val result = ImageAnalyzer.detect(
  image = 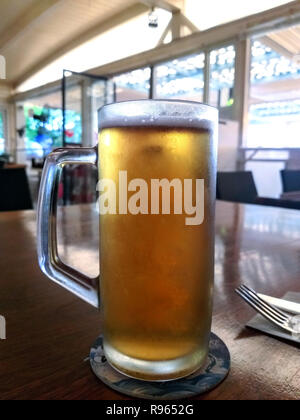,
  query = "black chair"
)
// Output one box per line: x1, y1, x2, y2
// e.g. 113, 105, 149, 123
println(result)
0, 168, 33, 211
217, 170, 300, 210
280, 170, 300, 193
0, 160, 5, 170
217, 171, 258, 204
